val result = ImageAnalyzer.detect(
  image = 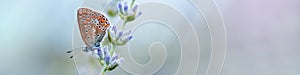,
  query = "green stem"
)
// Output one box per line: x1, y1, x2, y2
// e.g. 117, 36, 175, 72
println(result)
130, 0, 135, 7
101, 67, 107, 75
110, 44, 117, 56
98, 59, 104, 66
121, 21, 127, 30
